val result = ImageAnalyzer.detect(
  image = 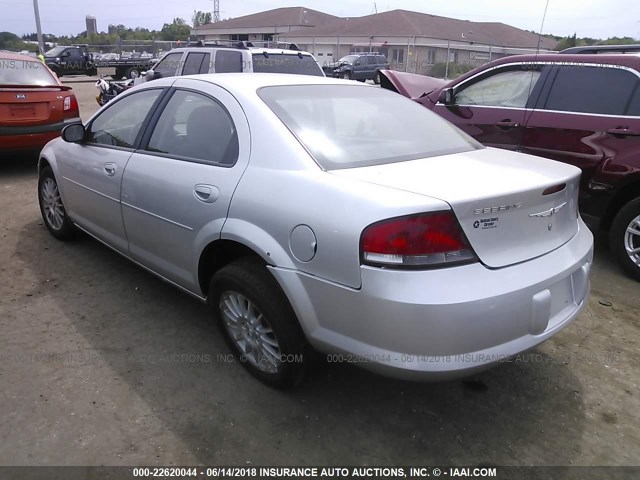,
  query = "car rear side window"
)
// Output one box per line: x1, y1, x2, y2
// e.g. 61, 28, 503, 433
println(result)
146, 90, 238, 166
154, 52, 183, 78
215, 51, 243, 73
0, 59, 56, 85
182, 53, 207, 75
543, 65, 639, 115
87, 89, 162, 148
456, 68, 542, 108
252, 54, 323, 76
259, 85, 482, 170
